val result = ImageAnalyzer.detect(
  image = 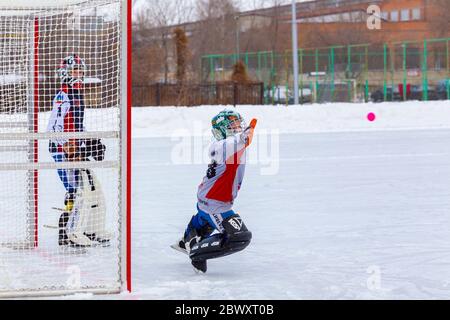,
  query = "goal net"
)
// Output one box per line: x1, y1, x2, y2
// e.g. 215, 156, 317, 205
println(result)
0, 0, 130, 297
